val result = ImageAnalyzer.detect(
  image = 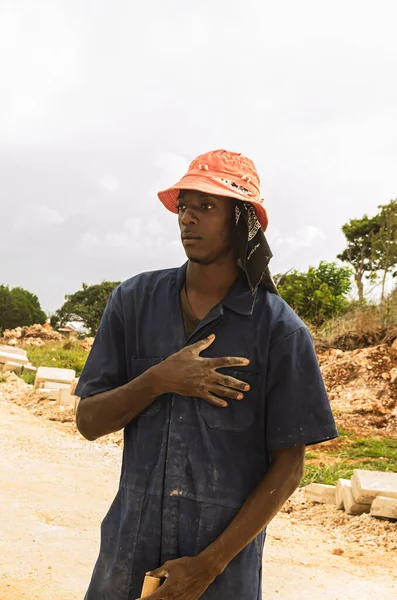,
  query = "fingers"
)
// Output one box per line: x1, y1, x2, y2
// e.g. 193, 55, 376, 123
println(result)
203, 393, 228, 408
211, 356, 250, 369
209, 384, 245, 401
214, 374, 250, 392
147, 566, 168, 578
191, 334, 216, 355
